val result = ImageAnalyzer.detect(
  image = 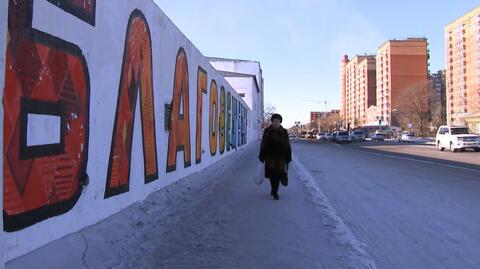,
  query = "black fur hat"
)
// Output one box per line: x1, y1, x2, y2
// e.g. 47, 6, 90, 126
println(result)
271, 113, 283, 123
